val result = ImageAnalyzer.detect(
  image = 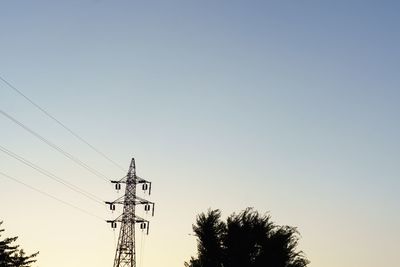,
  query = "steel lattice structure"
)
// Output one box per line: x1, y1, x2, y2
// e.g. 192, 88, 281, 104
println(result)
106, 158, 154, 267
